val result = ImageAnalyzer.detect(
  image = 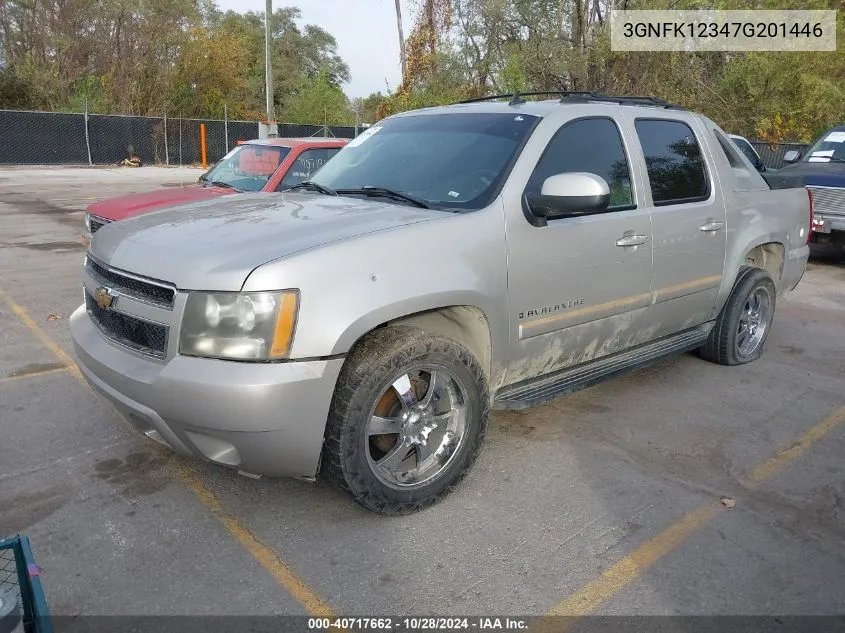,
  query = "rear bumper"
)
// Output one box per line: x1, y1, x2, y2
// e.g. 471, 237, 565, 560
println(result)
70, 304, 344, 479
812, 214, 845, 235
